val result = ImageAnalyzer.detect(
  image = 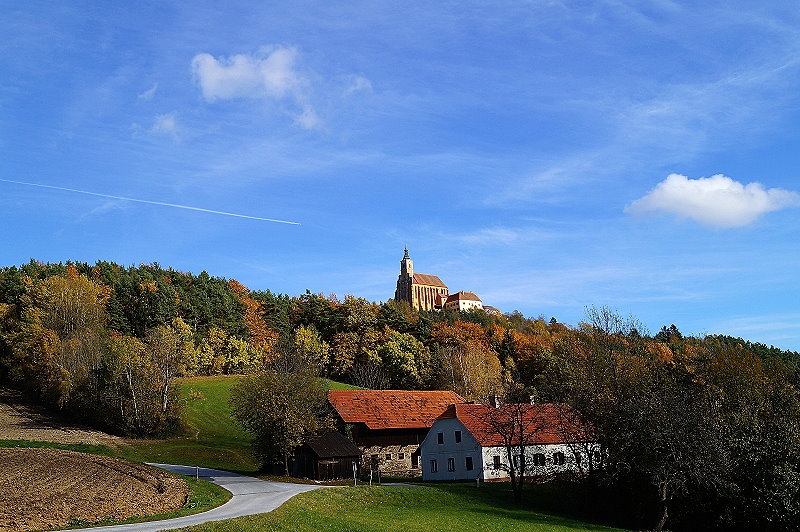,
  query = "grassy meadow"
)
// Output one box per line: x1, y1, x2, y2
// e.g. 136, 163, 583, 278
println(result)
176, 483, 627, 532
119, 375, 360, 473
